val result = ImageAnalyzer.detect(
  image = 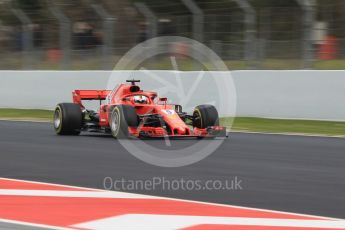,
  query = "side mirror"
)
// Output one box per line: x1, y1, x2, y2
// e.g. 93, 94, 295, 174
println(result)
159, 97, 167, 102
175, 105, 182, 113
